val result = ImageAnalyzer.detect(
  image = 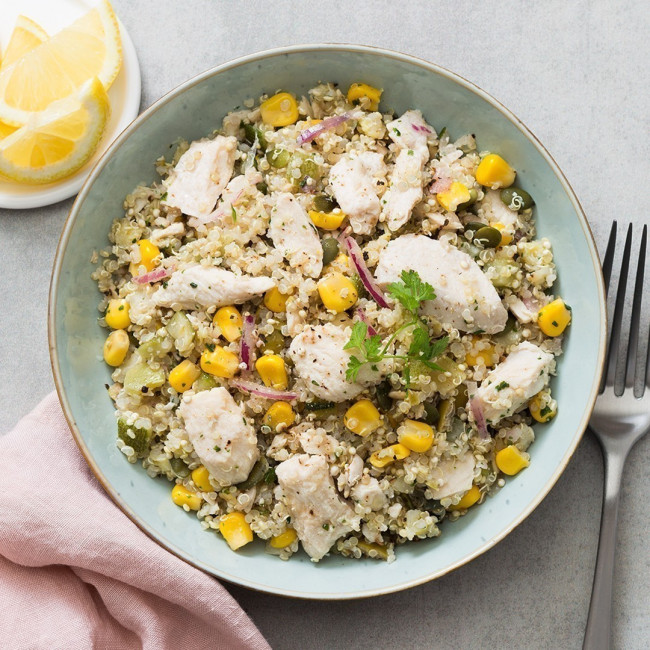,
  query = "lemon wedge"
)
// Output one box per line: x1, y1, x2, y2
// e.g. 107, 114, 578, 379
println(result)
1, 15, 49, 70
0, 0, 121, 126
0, 120, 16, 140
0, 77, 110, 184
